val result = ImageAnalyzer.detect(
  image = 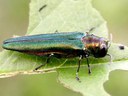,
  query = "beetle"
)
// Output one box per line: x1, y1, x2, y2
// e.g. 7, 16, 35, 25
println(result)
2, 31, 111, 81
